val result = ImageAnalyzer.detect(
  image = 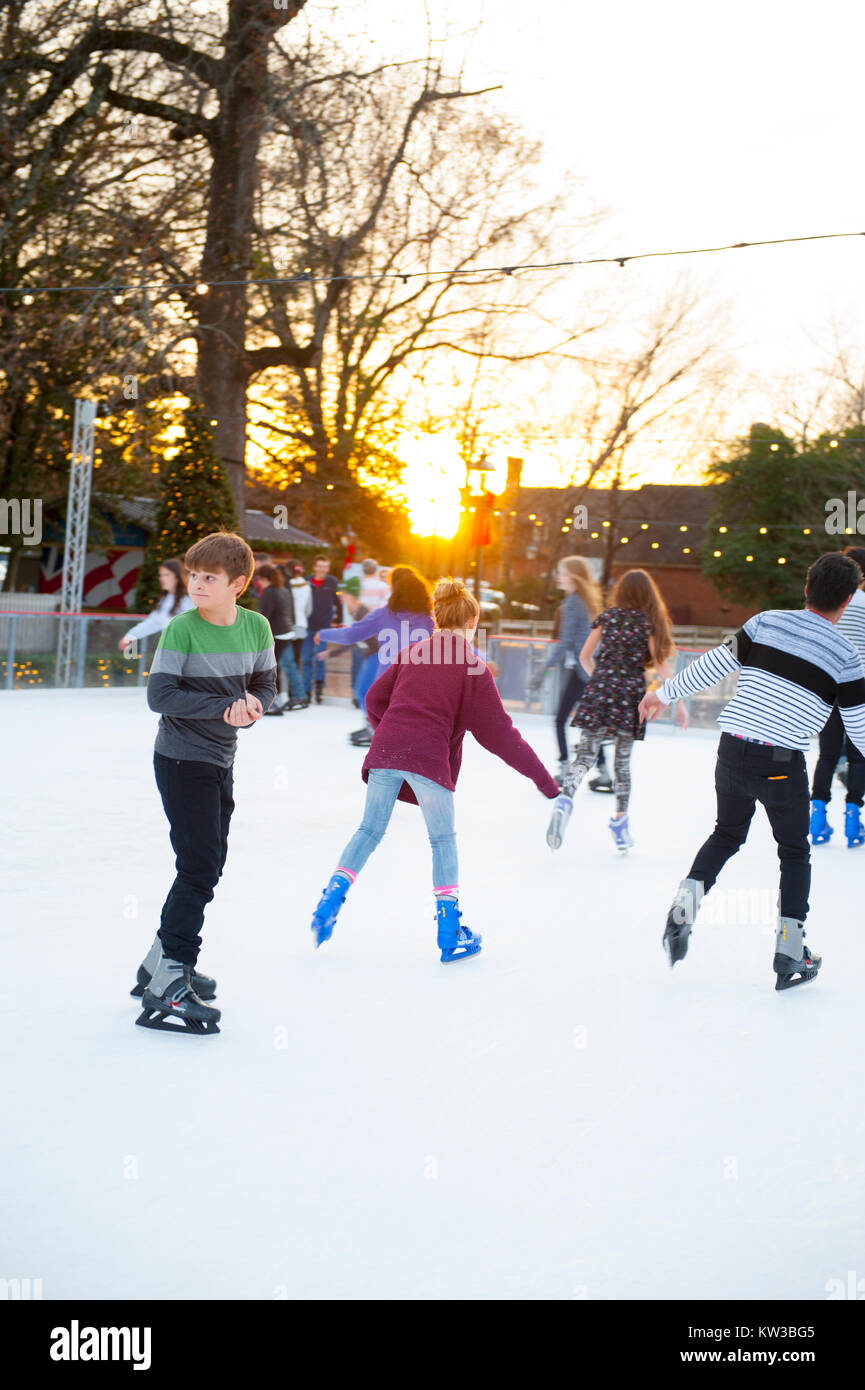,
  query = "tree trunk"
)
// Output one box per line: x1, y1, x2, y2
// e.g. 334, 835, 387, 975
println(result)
196, 0, 307, 528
